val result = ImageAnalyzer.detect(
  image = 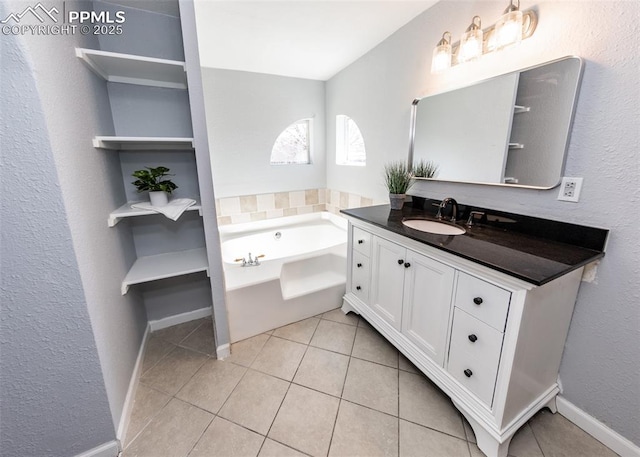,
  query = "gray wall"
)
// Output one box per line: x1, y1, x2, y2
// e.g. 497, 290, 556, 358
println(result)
0, 3, 129, 454
326, 1, 639, 444
202, 68, 326, 199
